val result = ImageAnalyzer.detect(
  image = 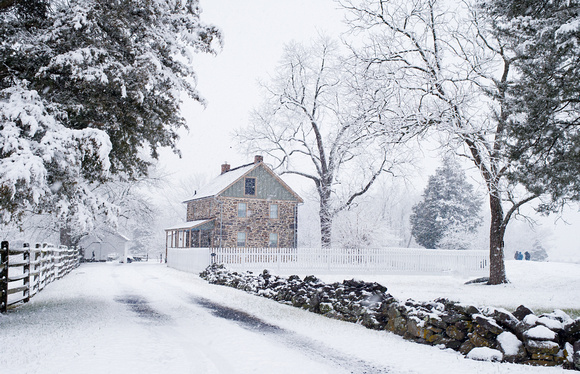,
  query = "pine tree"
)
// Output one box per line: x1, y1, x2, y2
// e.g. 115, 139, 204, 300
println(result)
481, 0, 580, 211
410, 158, 482, 249
0, 0, 221, 227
